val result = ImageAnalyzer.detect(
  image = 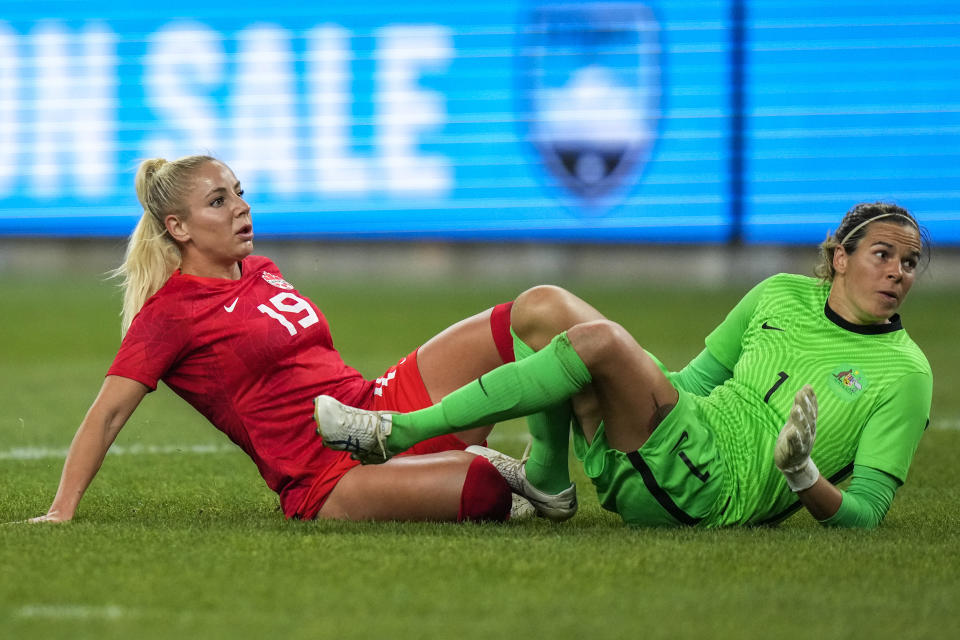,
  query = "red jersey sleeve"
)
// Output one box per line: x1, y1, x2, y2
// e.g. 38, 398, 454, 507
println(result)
106, 288, 191, 391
